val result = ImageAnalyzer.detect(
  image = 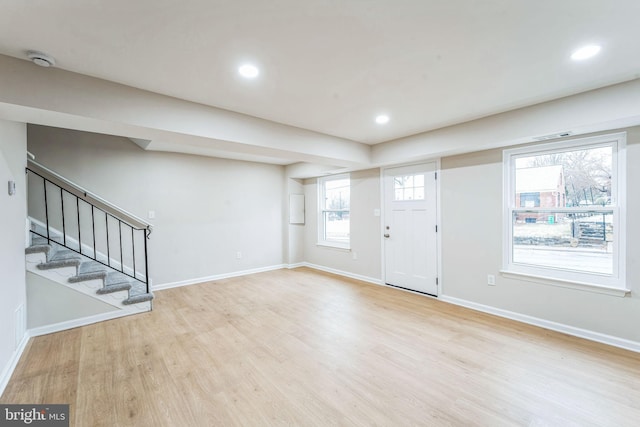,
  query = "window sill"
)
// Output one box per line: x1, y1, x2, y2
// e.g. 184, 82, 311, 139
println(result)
316, 242, 351, 252
499, 270, 630, 297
